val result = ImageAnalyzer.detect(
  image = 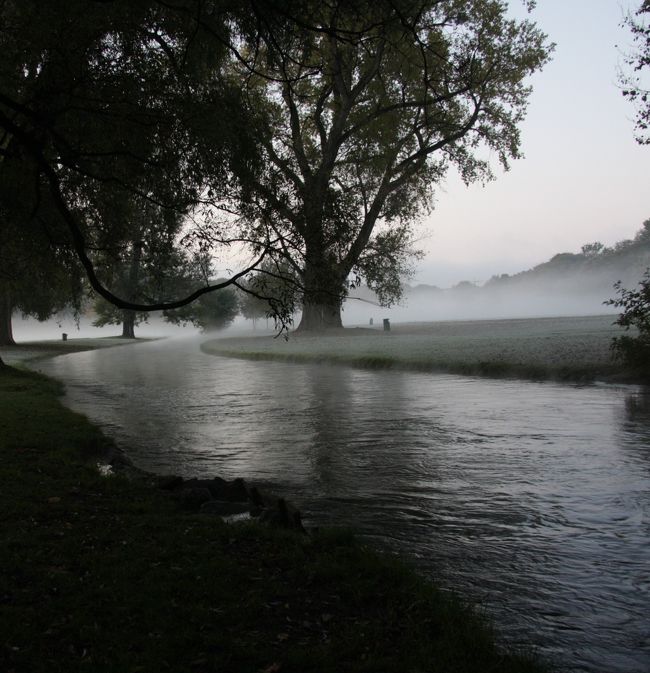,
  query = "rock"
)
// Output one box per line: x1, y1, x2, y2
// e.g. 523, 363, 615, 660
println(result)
226, 477, 249, 502
155, 475, 184, 491
260, 497, 306, 533
172, 487, 213, 510
199, 500, 251, 516
151, 471, 306, 531
248, 486, 266, 516
180, 477, 213, 492
180, 477, 248, 502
